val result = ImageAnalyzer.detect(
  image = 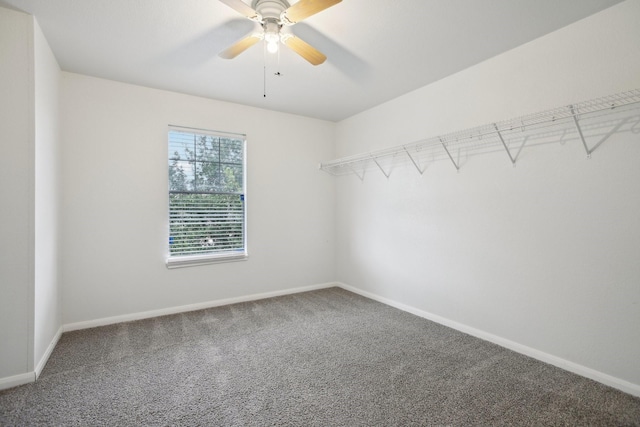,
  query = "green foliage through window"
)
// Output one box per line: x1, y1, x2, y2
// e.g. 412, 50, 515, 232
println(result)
168, 129, 245, 257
